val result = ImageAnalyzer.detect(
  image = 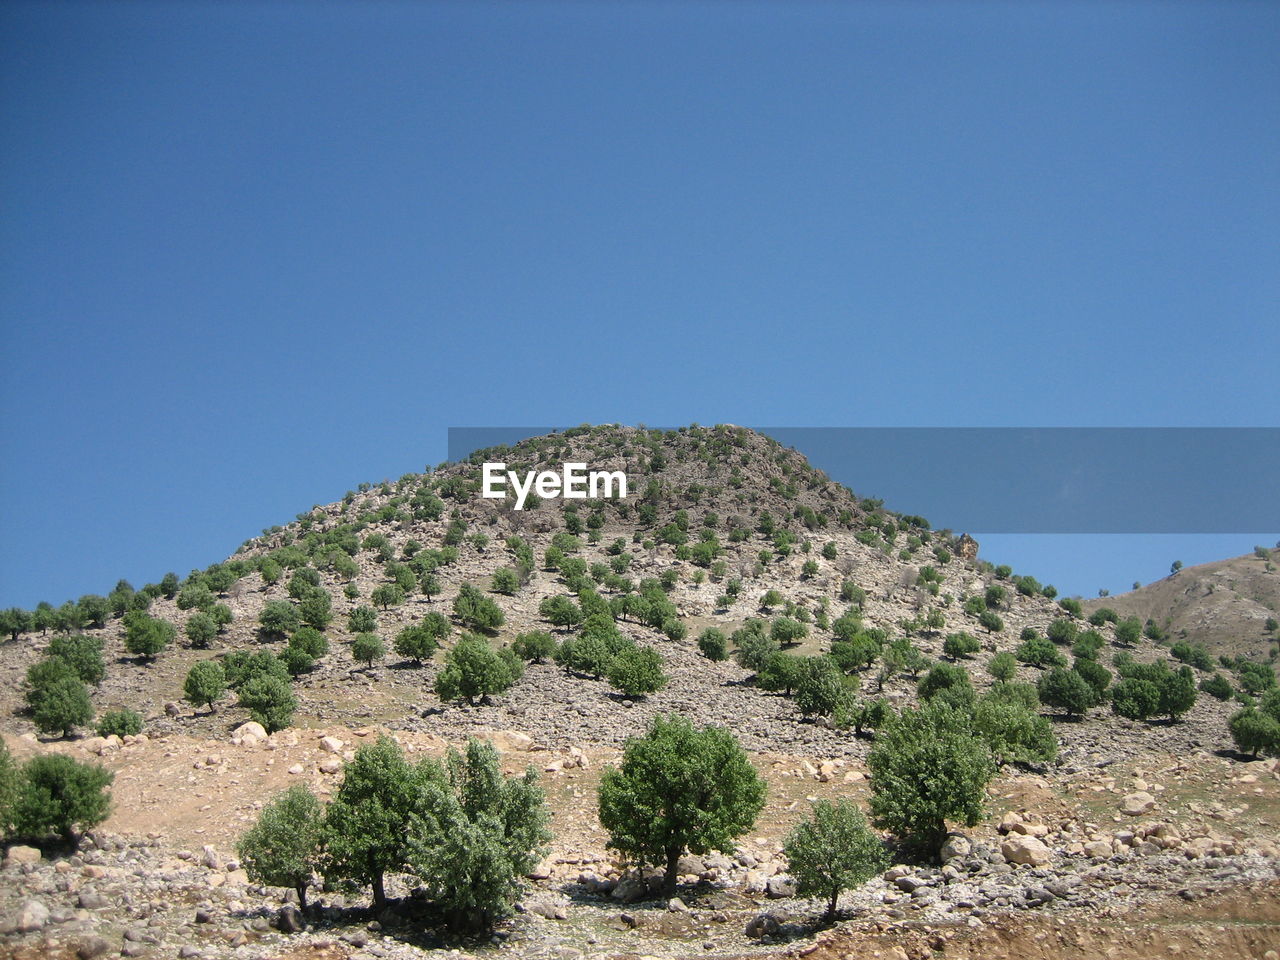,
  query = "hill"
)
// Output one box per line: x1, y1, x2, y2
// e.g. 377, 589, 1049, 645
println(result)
1085, 549, 1280, 668
1, 423, 1278, 959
